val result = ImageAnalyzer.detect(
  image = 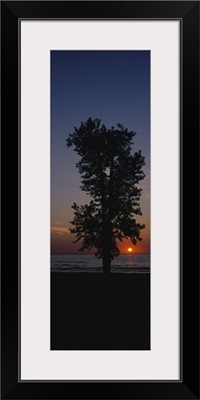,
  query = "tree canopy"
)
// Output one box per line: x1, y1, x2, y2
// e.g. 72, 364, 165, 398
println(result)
66, 117, 145, 273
